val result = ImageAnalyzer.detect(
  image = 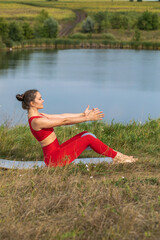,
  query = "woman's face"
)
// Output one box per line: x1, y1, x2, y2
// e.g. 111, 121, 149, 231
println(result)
31, 91, 44, 109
